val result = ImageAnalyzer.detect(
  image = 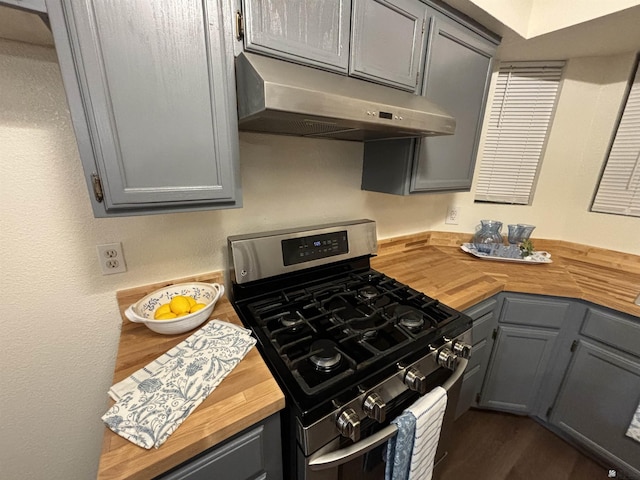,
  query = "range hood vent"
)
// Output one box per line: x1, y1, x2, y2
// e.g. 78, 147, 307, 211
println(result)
235, 53, 456, 142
